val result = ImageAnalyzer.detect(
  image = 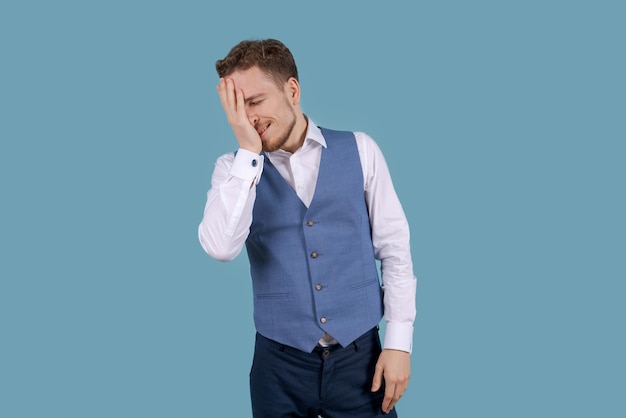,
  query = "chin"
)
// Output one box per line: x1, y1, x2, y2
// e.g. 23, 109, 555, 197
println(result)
261, 142, 278, 153
262, 137, 286, 153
